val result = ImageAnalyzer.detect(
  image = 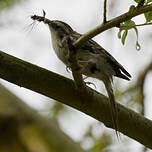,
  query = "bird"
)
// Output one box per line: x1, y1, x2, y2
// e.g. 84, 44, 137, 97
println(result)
31, 13, 131, 137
